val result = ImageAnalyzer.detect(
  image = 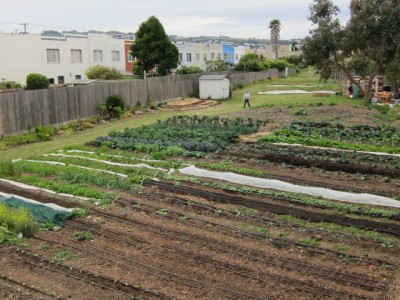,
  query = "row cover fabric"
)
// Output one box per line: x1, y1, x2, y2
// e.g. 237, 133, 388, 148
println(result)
179, 165, 400, 208
0, 192, 72, 227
